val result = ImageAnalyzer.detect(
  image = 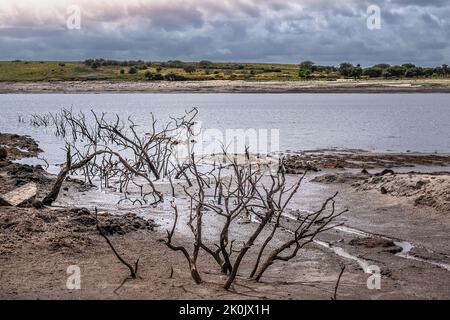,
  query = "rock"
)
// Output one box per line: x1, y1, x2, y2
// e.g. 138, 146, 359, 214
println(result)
31, 200, 44, 209
0, 182, 37, 207
361, 168, 370, 175
378, 169, 395, 176
383, 246, 402, 254
73, 215, 97, 227
0, 147, 7, 160
69, 207, 91, 216
99, 223, 124, 235
0, 197, 10, 206
415, 180, 427, 189
414, 195, 436, 207
349, 236, 396, 248
380, 186, 388, 194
